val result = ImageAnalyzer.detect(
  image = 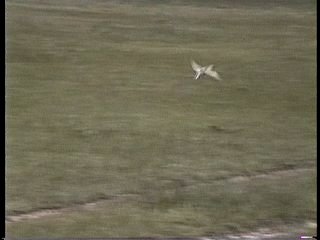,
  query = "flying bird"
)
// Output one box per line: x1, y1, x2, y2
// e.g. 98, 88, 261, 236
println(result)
191, 60, 222, 81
